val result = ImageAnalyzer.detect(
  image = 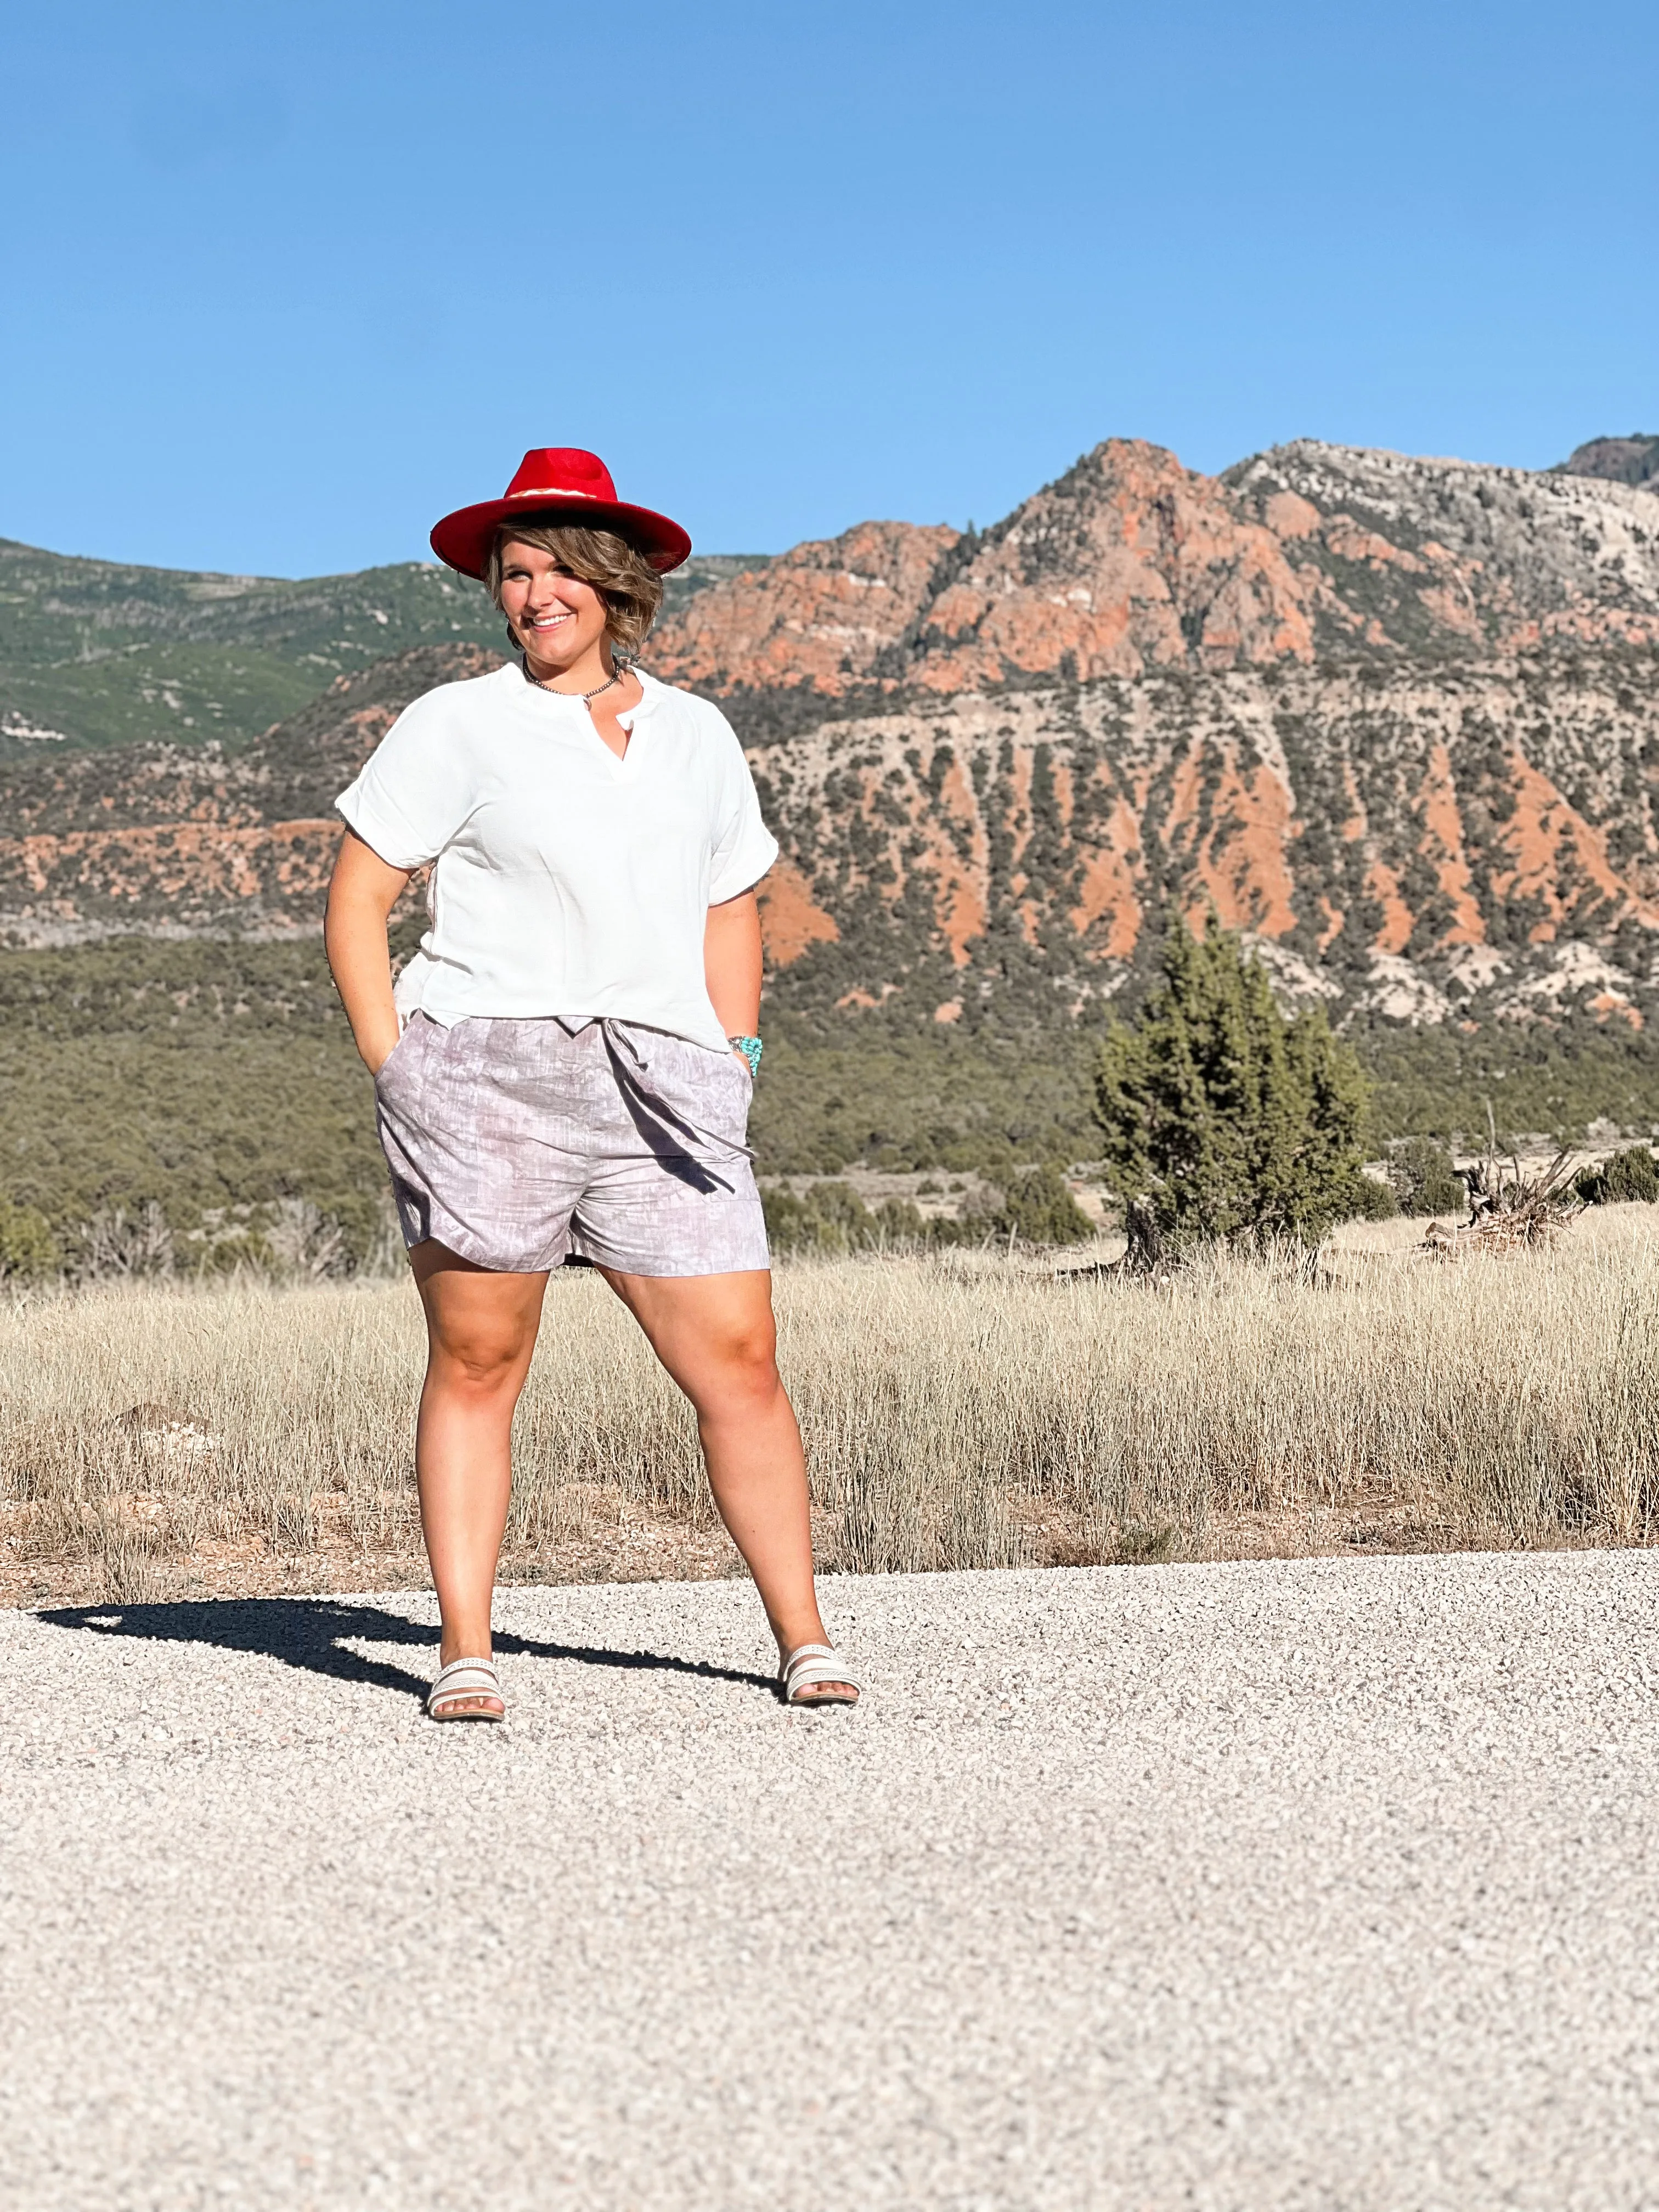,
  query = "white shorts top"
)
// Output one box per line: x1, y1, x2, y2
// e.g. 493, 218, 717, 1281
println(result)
335, 663, 778, 1054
